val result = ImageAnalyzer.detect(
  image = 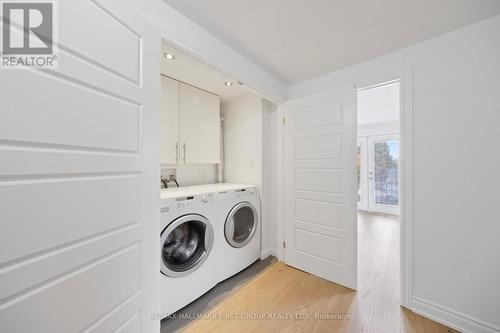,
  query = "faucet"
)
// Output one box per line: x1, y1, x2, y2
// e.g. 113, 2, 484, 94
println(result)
168, 175, 179, 188
160, 176, 168, 189
160, 175, 179, 188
